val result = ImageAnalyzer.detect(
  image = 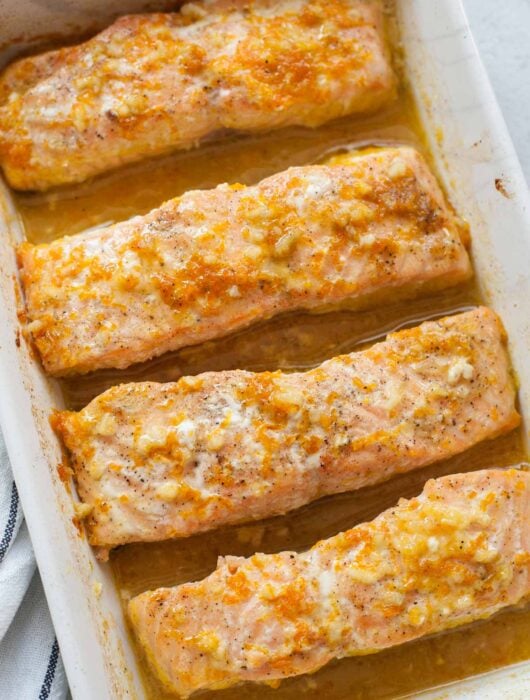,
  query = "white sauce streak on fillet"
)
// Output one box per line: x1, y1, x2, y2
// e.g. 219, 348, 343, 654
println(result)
53, 308, 519, 555
129, 468, 530, 696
